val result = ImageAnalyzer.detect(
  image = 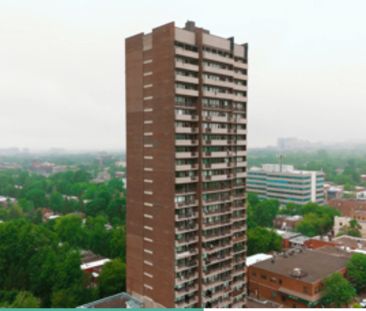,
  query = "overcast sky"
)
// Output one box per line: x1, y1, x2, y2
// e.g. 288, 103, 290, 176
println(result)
1, 0, 366, 151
